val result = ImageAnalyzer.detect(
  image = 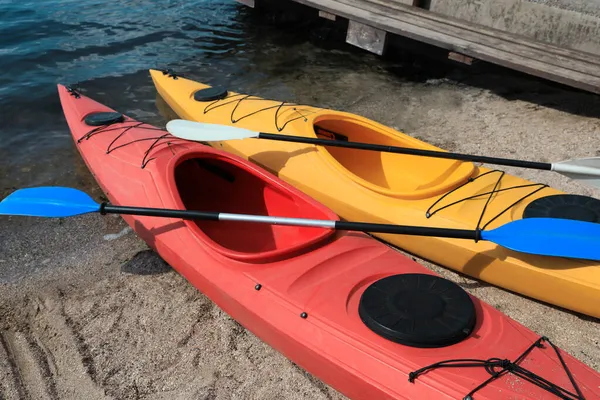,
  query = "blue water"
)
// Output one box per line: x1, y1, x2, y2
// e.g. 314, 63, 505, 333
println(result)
1, 1, 246, 124
0, 0, 377, 191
